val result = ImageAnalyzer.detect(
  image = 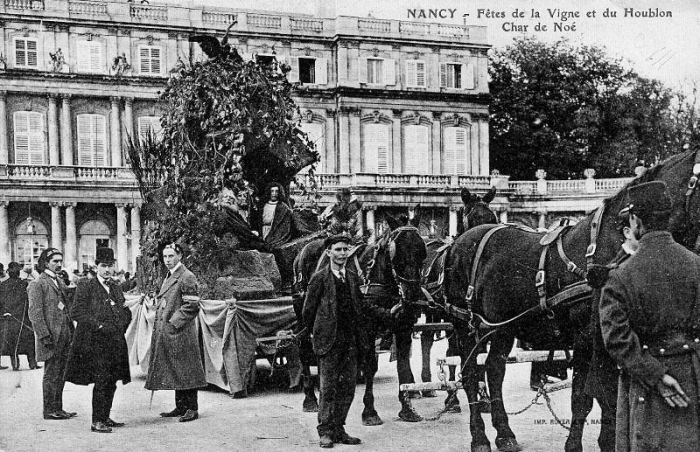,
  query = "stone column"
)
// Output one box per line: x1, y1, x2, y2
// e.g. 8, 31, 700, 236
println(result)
116, 203, 128, 270
391, 110, 402, 173
64, 202, 78, 272
0, 201, 9, 265
478, 118, 489, 175
449, 206, 459, 237
123, 97, 134, 145
61, 95, 73, 165
431, 112, 441, 174
349, 109, 361, 174
130, 204, 141, 273
499, 210, 508, 224
48, 94, 60, 166
337, 42, 349, 85
50, 202, 62, 249
324, 109, 336, 174
538, 211, 548, 230
338, 108, 350, 173
0, 91, 8, 164
110, 97, 122, 167
364, 206, 376, 239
